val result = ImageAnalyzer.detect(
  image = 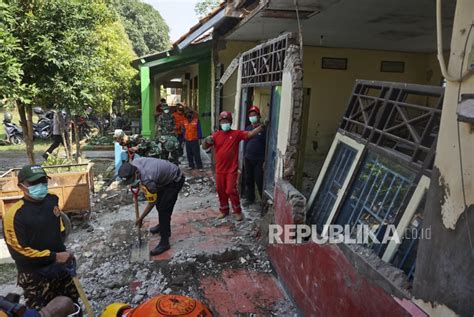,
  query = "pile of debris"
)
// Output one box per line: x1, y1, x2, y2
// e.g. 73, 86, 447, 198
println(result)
0, 161, 297, 315
64, 171, 296, 315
